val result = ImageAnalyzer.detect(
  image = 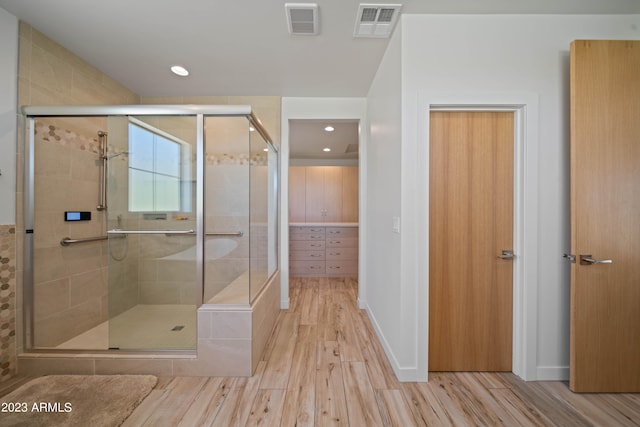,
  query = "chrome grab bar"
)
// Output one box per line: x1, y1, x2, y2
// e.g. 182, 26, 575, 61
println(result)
106, 229, 243, 236
60, 234, 126, 246
62, 229, 243, 246
206, 231, 244, 237
107, 229, 195, 235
